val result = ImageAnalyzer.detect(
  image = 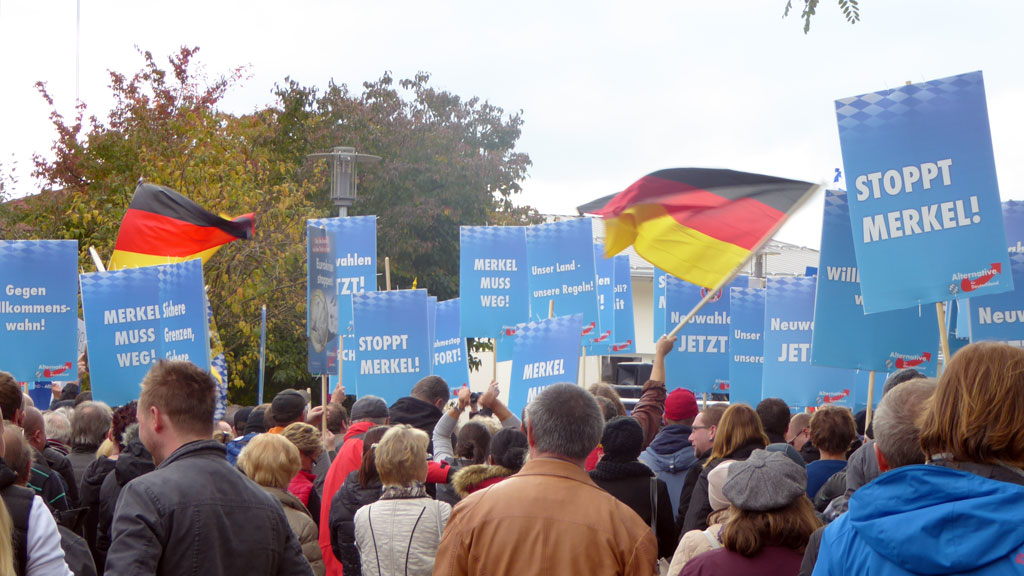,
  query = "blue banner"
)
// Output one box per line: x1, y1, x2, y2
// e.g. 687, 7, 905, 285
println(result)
664, 276, 746, 394
763, 276, 856, 408
525, 219, 599, 334
967, 201, 1024, 347
0, 240, 79, 383
309, 215, 377, 388
653, 268, 668, 343
432, 299, 470, 388
728, 287, 765, 407
612, 254, 637, 354
837, 71, 1012, 312
459, 226, 530, 339
811, 189, 939, 375
508, 313, 583, 417
427, 296, 437, 371
352, 289, 430, 404
307, 223, 338, 375
586, 243, 614, 355
80, 259, 210, 407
